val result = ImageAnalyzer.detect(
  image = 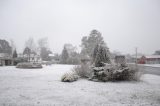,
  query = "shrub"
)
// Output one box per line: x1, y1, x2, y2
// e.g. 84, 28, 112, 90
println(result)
127, 65, 143, 81
89, 64, 142, 82
72, 64, 92, 78
16, 62, 42, 69
61, 72, 79, 82
112, 67, 135, 81
66, 57, 80, 65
